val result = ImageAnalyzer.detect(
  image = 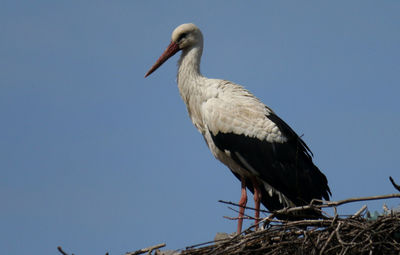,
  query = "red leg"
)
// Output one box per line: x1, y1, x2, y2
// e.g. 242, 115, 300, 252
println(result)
237, 177, 247, 234
252, 179, 261, 230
